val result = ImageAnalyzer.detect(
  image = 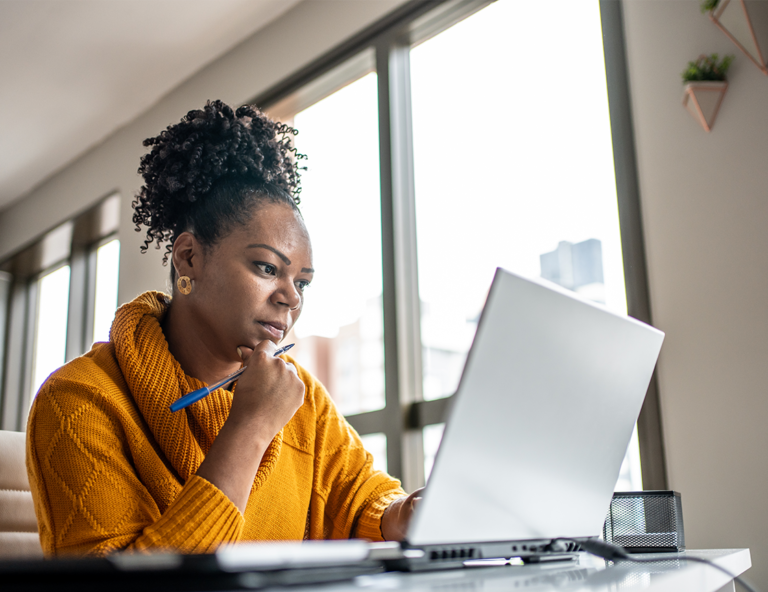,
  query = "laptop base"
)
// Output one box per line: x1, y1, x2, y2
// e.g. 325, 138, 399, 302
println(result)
387, 538, 583, 572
